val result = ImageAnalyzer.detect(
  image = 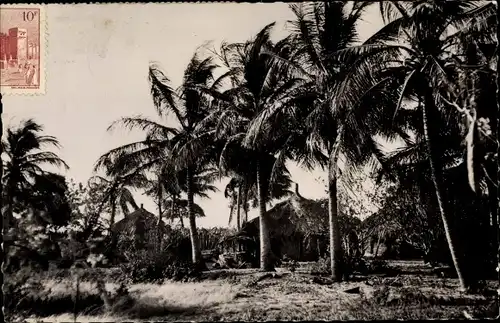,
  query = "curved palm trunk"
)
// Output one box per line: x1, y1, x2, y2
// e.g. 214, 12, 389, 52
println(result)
328, 128, 344, 282
186, 166, 202, 266
422, 90, 467, 290
257, 160, 273, 271
465, 108, 479, 193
